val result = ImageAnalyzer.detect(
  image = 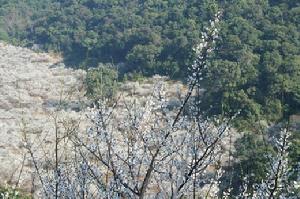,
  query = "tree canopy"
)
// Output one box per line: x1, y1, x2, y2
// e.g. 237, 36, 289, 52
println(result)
201, 0, 300, 123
